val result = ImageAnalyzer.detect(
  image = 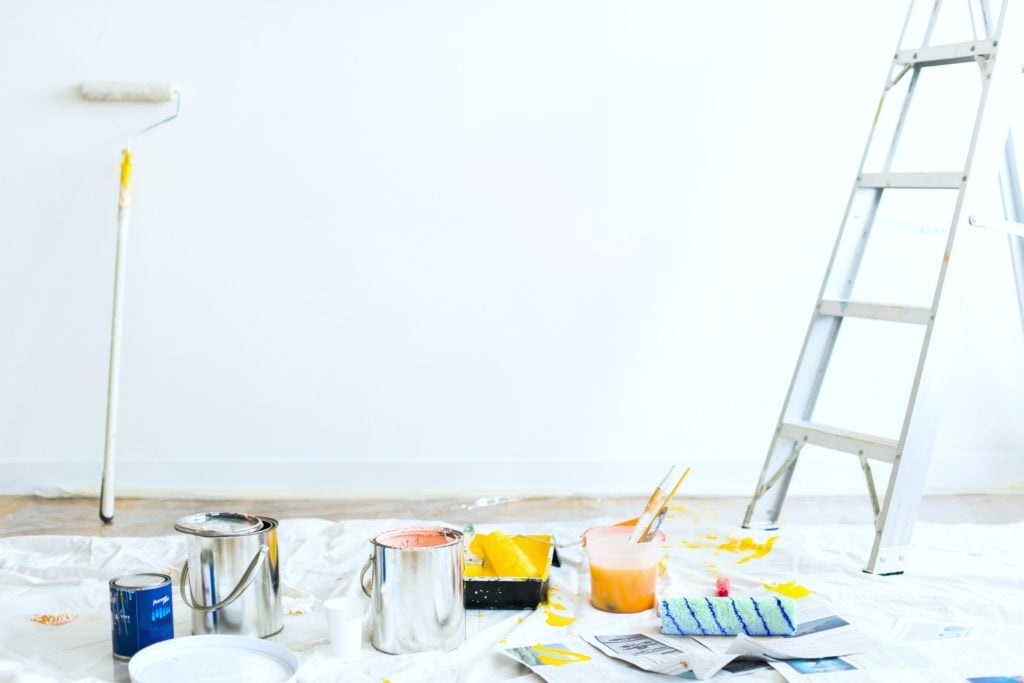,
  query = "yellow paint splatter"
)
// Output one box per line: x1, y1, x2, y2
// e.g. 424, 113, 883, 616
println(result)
657, 556, 668, 577
531, 644, 591, 666
542, 601, 576, 627
288, 609, 304, 615
717, 535, 778, 564
682, 540, 702, 549
704, 535, 718, 540
763, 580, 814, 599
30, 614, 76, 626
499, 637, 508, 644
516, 616, 524, 623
